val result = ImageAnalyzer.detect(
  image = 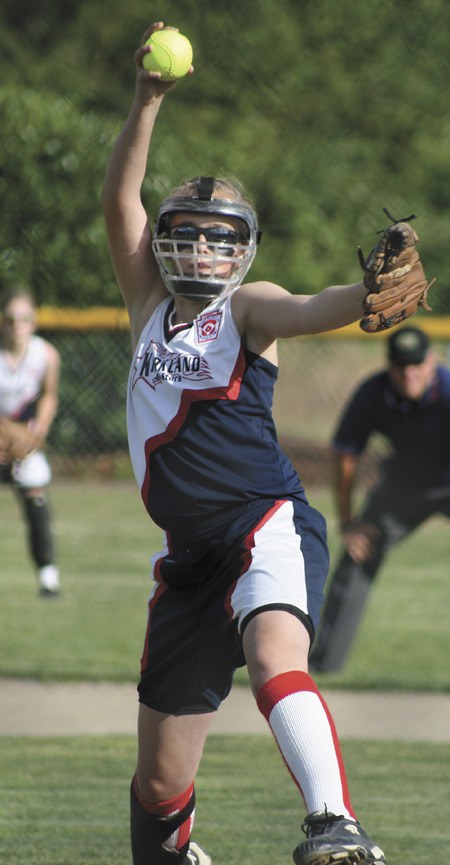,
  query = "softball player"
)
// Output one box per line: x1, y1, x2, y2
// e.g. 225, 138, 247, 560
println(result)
102, 22, 386, 865
0, 286, 61, 596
